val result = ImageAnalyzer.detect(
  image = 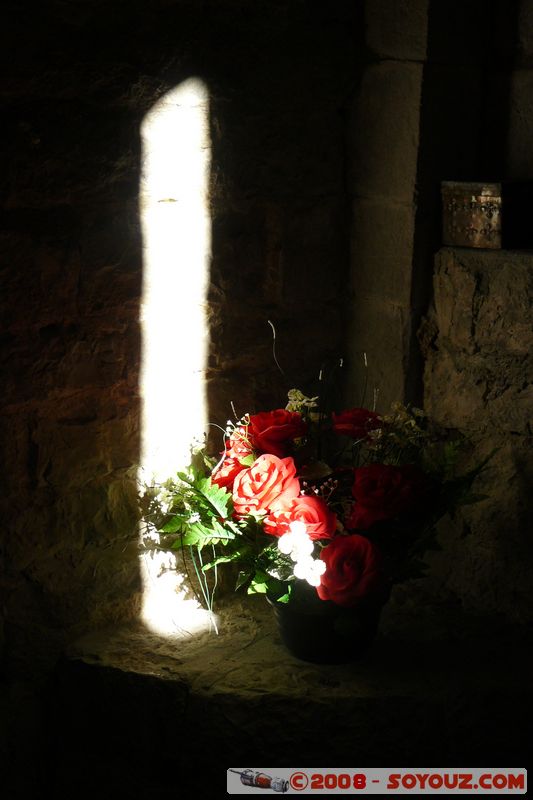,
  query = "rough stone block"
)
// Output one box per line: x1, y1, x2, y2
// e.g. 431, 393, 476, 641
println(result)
432, 253, 479, 354
424, 437, 533, 622
30, 412, 138, 491
211, 198, 345, 312
2, 104, 141, 208
350, 197, 415, 304
282, 204, 347, 307
0, 231, 80, 334
421, 247, 533, 622
423, 346, 532, 433
433, 248, 533, 357
350, 61, 423, 202
210, 98, 344, 201
365, 0, 428, 61
344, 296, 411, 411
